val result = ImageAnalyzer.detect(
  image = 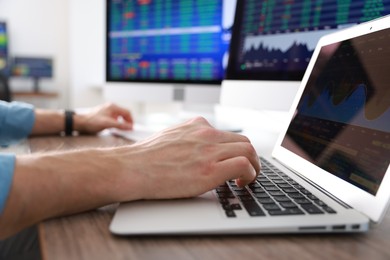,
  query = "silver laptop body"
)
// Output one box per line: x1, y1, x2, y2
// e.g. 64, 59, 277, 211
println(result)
110, 15, 390, 235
